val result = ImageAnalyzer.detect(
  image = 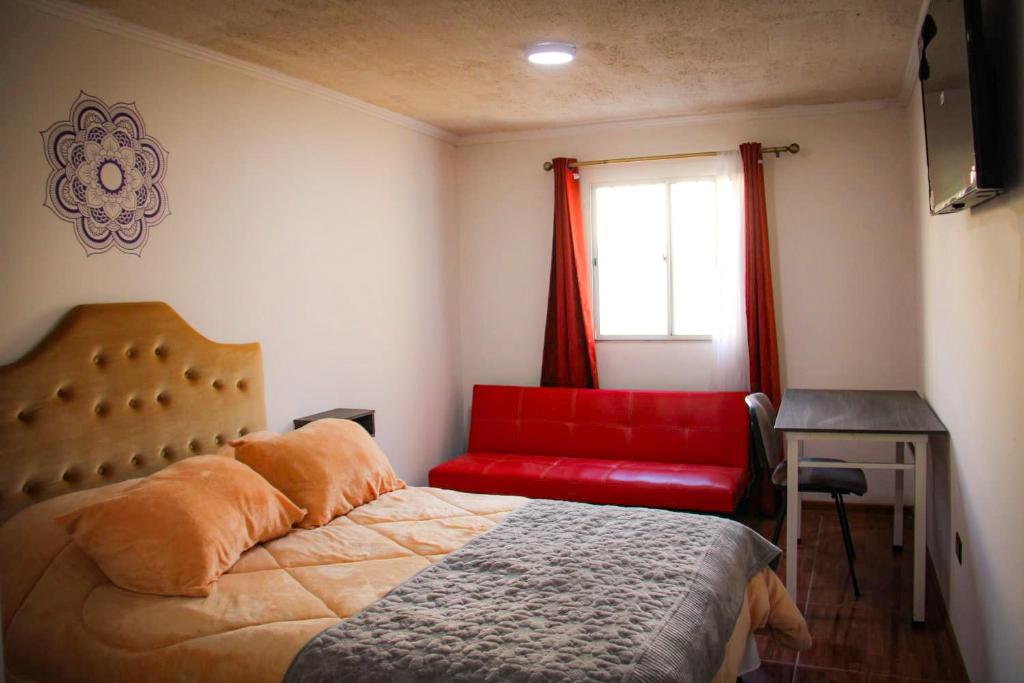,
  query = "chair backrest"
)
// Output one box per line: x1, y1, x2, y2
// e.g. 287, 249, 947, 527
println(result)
745, 392, 783, 473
